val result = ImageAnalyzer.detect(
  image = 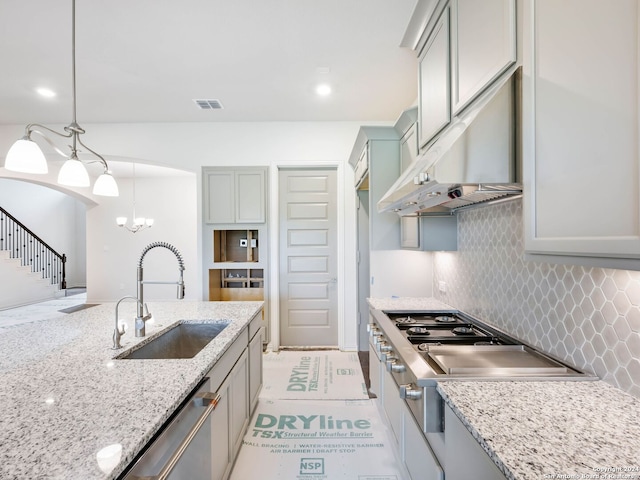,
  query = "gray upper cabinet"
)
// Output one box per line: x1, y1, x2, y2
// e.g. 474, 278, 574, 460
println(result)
398, 112, 421, 249
418, 6, 451, 149
204, 168, 266, 224
450, 0, 516, 115
522, 0, 640, 266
